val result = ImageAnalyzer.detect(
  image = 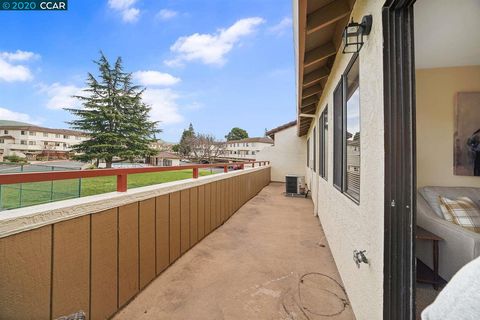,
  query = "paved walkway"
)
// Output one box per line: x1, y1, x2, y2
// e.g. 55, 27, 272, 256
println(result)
114, 183, 355, 320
